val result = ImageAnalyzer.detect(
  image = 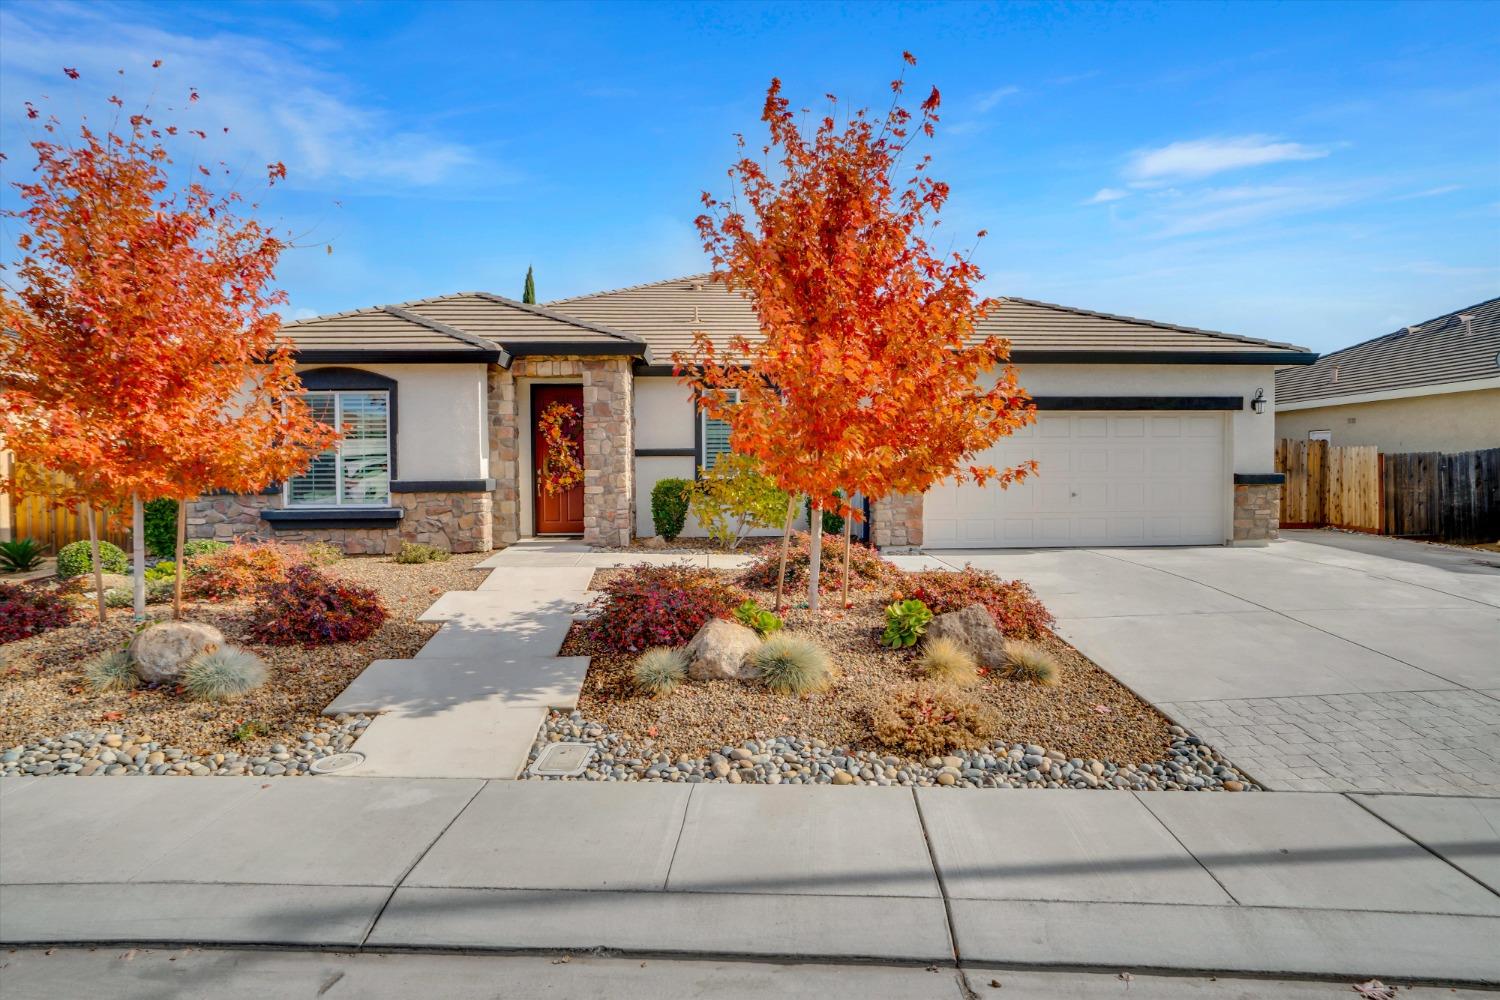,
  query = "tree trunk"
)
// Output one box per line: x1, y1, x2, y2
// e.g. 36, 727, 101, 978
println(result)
841, 506, 853, 610
173, 498, 187, 619
131, 493, 146, 620
807, 501, 823, 612
773, 492, 797, 614
84, 501, 106, 625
